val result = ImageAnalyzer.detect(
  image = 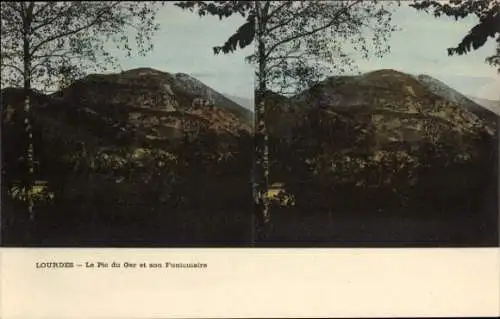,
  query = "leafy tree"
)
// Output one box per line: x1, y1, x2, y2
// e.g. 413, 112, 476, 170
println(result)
175, 0, 397, 240
0, 1, 164, 221
410, 0, 500, 72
